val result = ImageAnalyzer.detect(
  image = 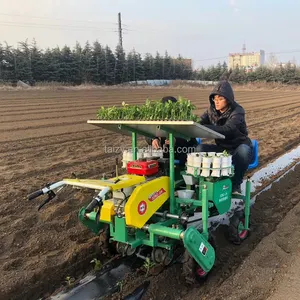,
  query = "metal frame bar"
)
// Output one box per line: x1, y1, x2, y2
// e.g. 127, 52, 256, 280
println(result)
158, 125, 191, 141
118, 124, 155, 139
